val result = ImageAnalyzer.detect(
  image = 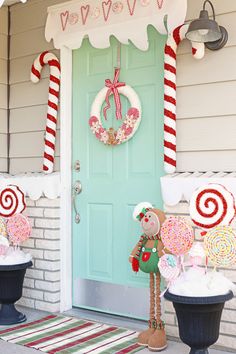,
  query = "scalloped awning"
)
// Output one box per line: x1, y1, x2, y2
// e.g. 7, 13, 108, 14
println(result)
45, 0, 187, 51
